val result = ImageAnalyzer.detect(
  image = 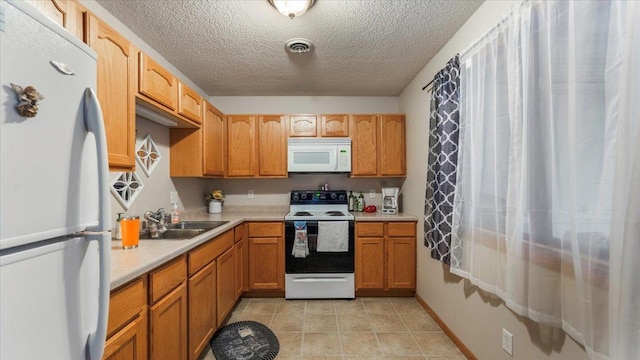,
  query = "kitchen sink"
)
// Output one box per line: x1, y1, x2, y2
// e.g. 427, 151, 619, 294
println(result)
139, 221, 229, 240
139, 228, 206, 240
166, 221, 229, 230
